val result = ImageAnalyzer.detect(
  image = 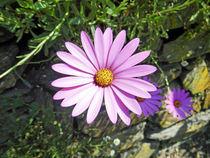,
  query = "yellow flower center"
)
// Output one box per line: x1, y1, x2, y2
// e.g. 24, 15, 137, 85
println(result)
174, 100, 181, 108
94, 68, 113, 87
136, 96, 145, 102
